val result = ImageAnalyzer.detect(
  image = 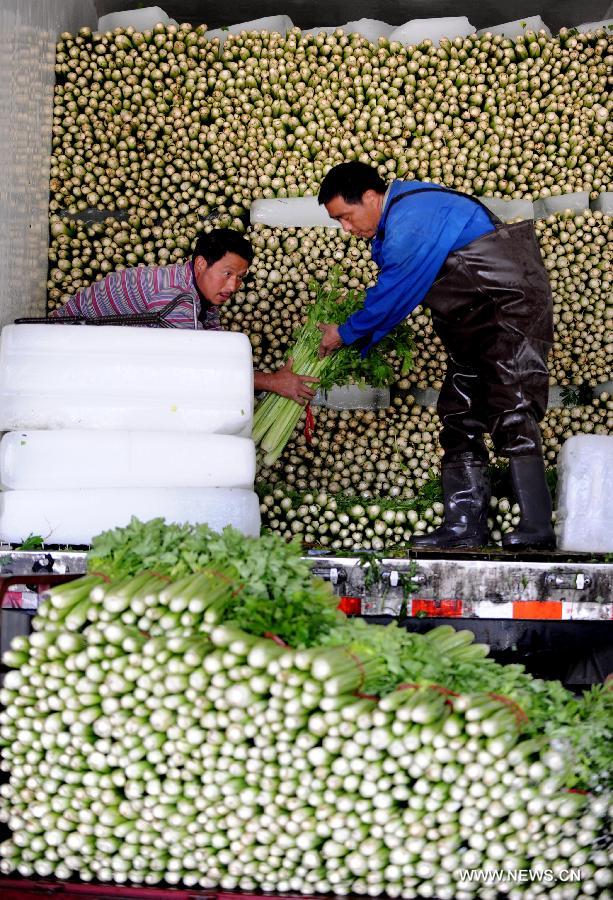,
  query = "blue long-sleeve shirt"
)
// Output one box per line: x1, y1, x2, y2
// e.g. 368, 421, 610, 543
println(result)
338, 181, 496, 353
